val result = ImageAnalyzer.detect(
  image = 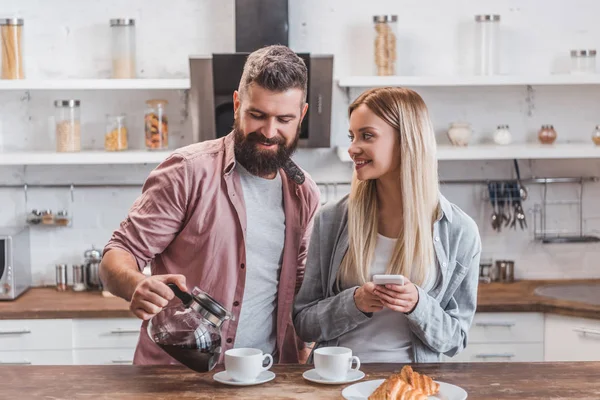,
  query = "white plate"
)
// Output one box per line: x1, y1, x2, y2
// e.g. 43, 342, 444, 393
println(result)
302, 368, 365, 385
341, 379, 467, 400
213, 370, 276, 386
